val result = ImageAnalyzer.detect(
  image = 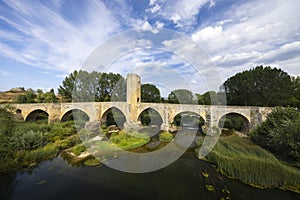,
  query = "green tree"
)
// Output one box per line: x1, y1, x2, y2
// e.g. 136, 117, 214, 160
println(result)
37, 89, 58, 103
44, 89, 58, 103
290, 76, 300, 107
58, 70, 125, 102
167, 89, 194, 104
98, 72, 126, 102
141, 84, 161, 103
250, 107, 300, 162
0, 105, 16, 135
16, 89, 36, 103
196, 91, 227, 105
58, 70, 77, 102
223, 66, 293, 106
